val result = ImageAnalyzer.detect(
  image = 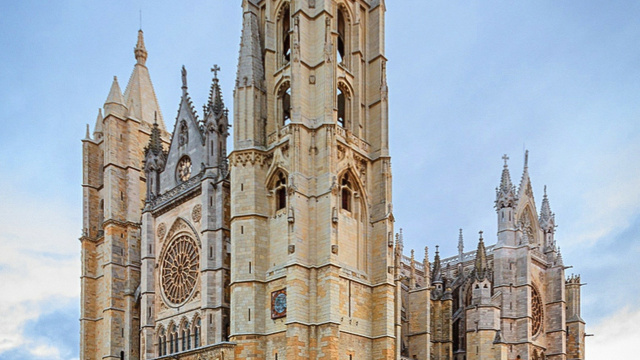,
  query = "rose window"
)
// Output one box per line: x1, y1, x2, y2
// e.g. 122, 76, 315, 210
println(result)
161, 235, 199, 305
177, 156, 192, 182
531, 286, 543, 335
